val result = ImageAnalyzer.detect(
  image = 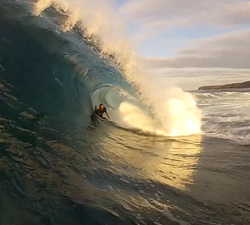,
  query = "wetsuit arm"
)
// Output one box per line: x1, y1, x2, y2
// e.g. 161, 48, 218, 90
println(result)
105, 112, 110, 119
